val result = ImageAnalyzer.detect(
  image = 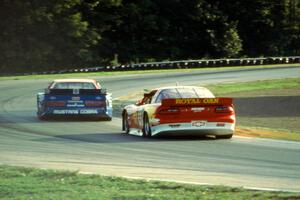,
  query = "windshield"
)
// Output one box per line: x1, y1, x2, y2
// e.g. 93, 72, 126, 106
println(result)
51, 82, 96, 89
155, 87, 214, 103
